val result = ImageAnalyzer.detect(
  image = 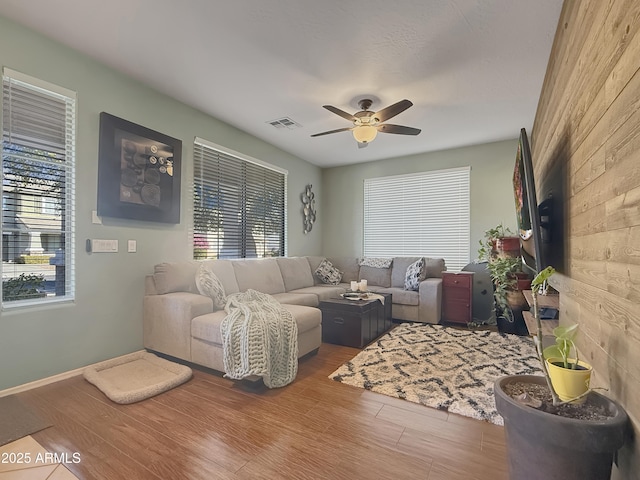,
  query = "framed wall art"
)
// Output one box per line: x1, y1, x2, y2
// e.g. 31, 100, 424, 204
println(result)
97, 112, 182, 223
